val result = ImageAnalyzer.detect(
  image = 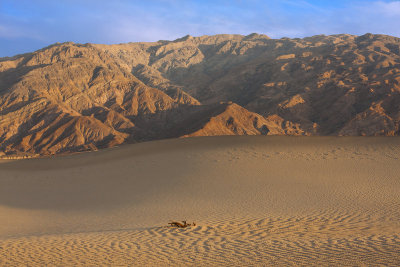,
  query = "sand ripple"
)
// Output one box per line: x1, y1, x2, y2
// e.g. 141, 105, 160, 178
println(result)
1, 136, 399, 266
1, 211, 399, 266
